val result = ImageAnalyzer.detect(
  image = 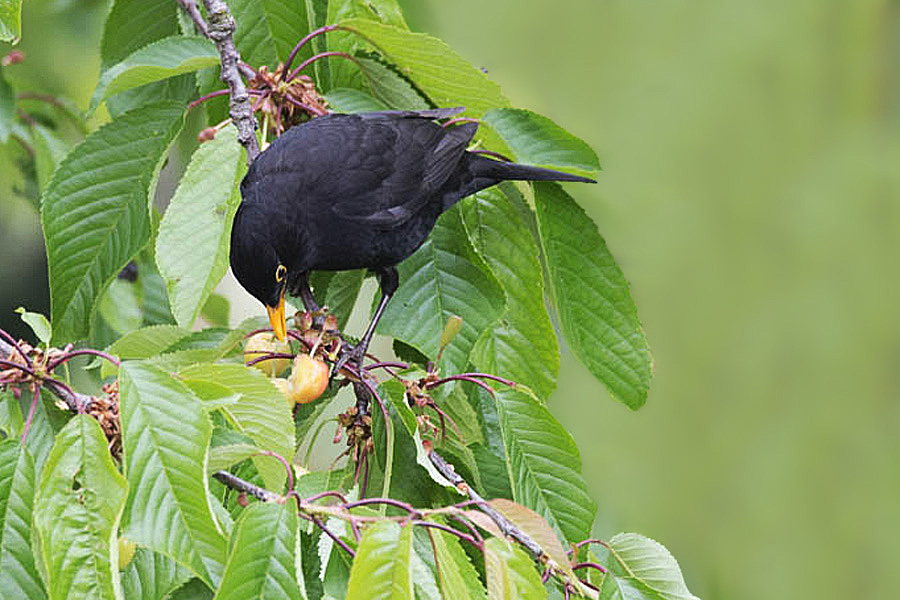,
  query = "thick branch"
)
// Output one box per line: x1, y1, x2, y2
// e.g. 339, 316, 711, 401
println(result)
179, 0, 259, 163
